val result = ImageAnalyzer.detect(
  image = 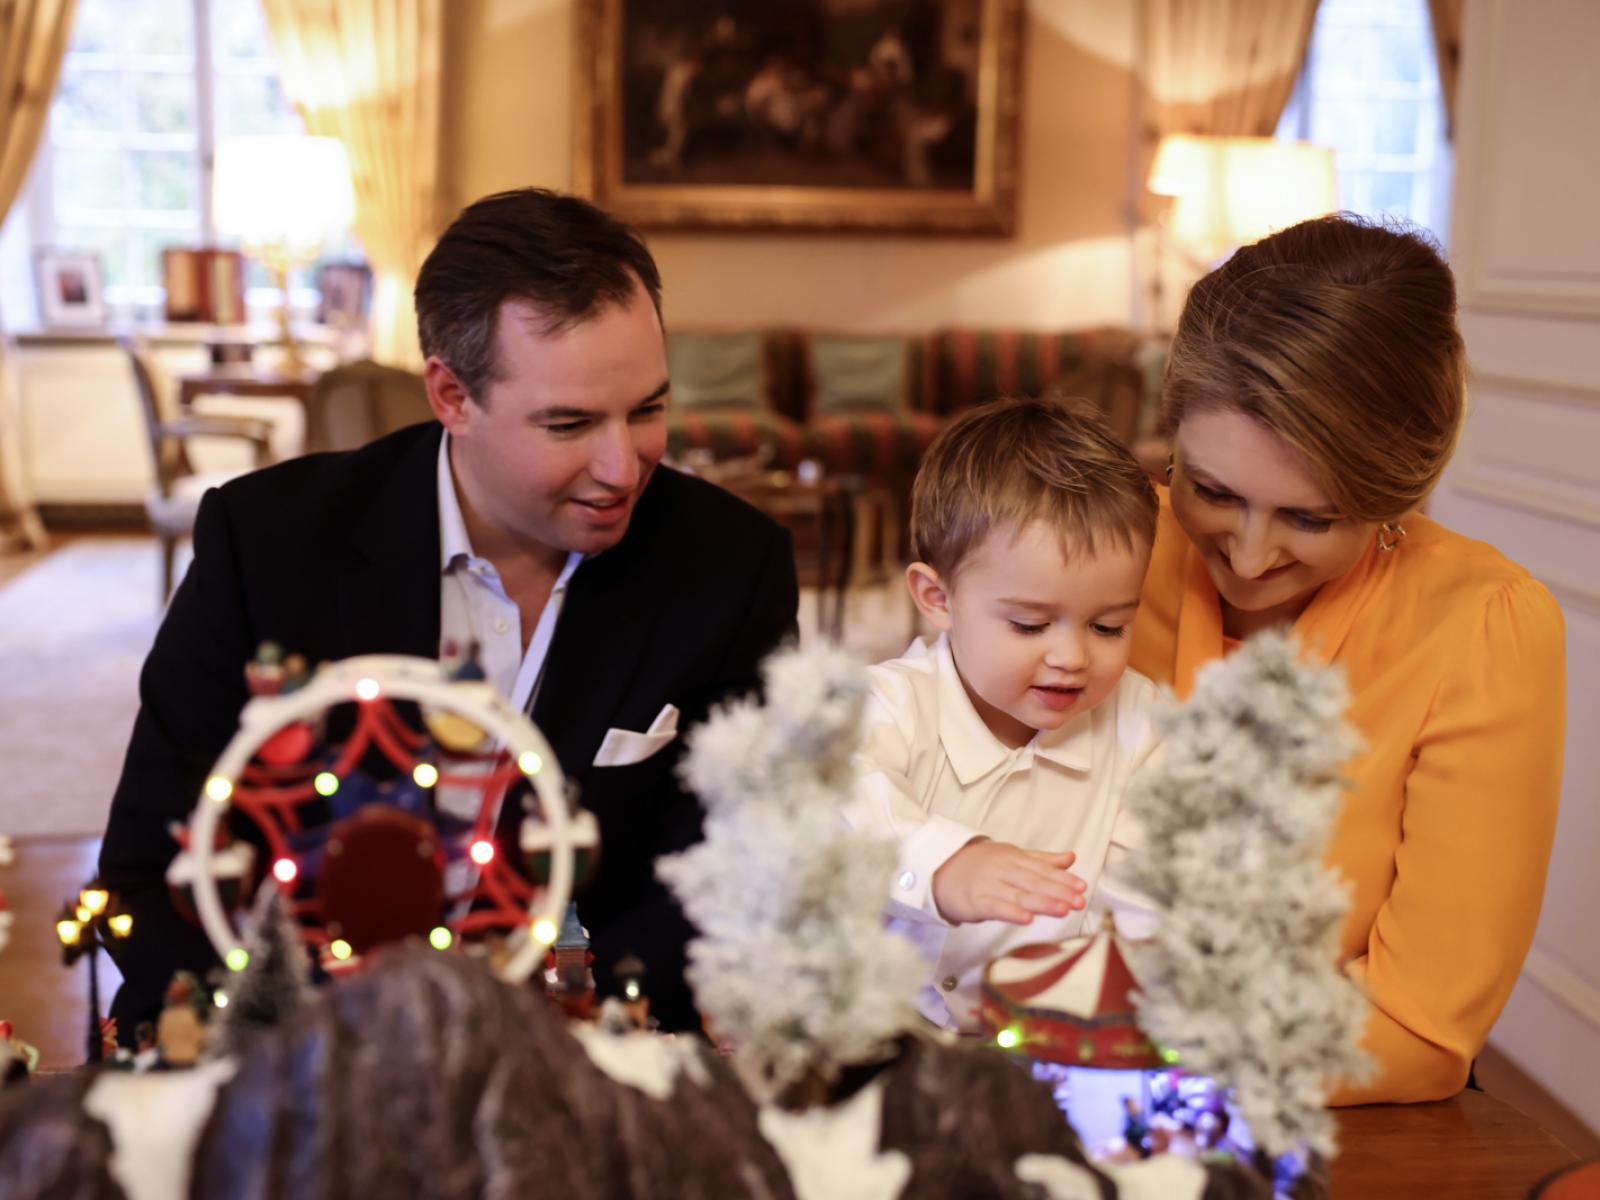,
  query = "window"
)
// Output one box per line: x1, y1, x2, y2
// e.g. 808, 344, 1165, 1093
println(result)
16, 0, 304, 314
1276, 0, 1452, 242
